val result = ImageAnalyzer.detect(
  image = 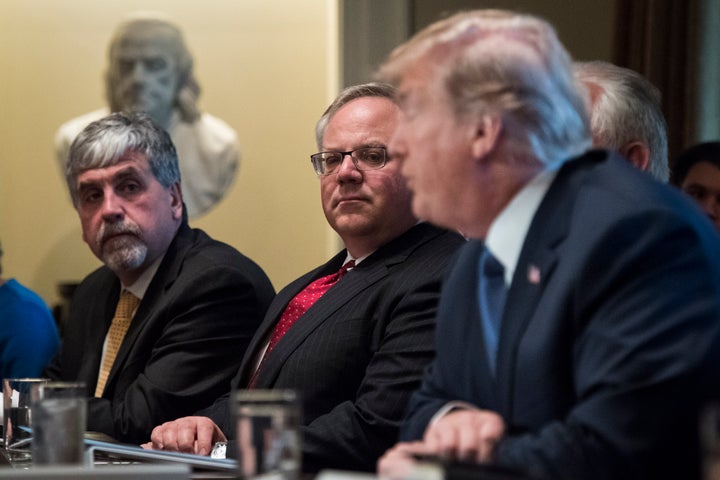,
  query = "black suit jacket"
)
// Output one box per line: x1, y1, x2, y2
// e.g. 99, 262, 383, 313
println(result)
401, 152, 720, 480
201, 223, 464, 472
45, 222, 275, 443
